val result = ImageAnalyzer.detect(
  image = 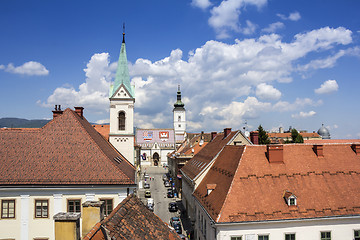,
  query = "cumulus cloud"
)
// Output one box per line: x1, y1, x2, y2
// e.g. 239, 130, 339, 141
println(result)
255, 83, 281, 100
42, 27, 352, 131
208, 0, 267, 38
0, 61, 49, 76
262, 22, 284, 33
191, 0, 212, 10
277, 11, 301, 21
315, 80, 339, 94
291, 111, 316, 118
